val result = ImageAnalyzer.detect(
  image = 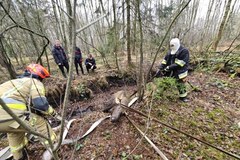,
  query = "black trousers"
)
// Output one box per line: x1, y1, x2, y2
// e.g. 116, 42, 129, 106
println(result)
86, 64, 96, 73
58, 61, 69, 77
74, 59, 84, 75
